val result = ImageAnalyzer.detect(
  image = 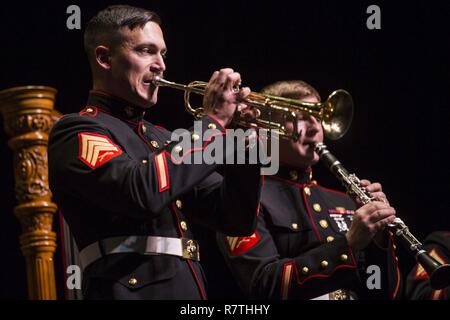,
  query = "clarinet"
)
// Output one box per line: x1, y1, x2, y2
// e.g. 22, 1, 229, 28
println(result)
315, 142, 450, 290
